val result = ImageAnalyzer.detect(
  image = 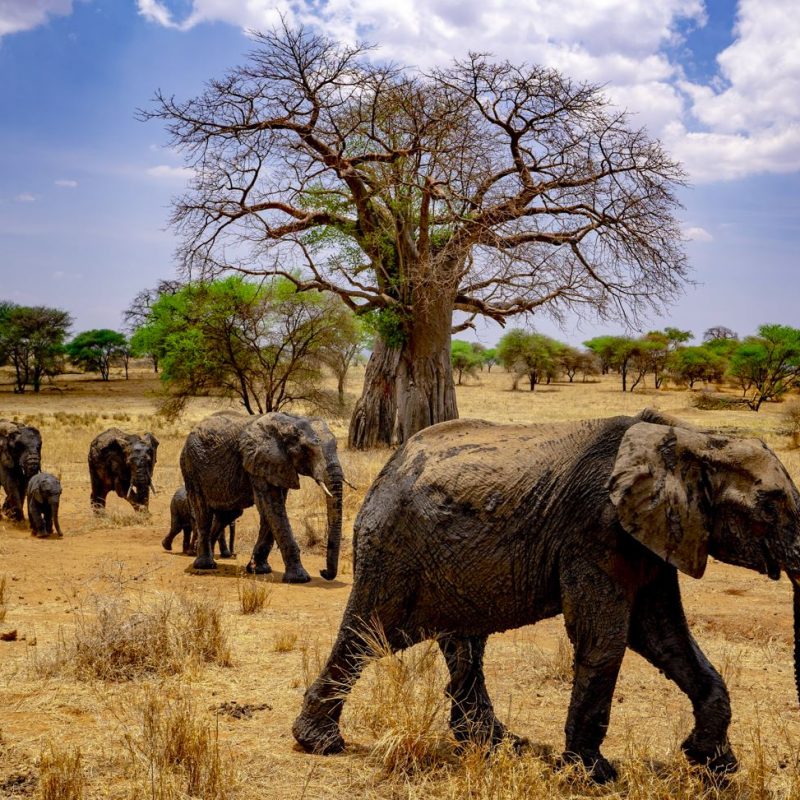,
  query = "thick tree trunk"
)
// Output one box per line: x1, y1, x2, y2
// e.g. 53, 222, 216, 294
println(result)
348, 305, 458, 449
